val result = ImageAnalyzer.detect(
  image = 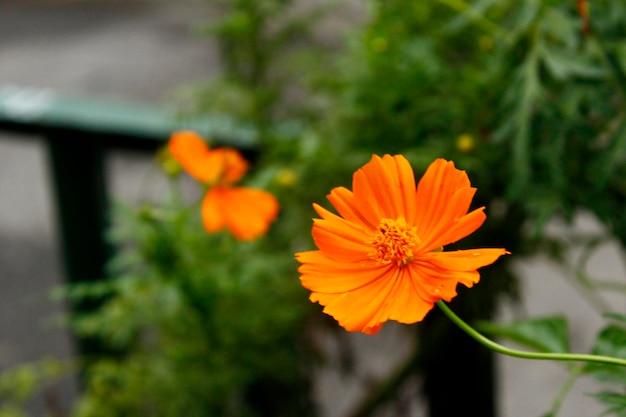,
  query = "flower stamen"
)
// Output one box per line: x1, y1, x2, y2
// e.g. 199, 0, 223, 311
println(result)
368, 218, 420, 266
